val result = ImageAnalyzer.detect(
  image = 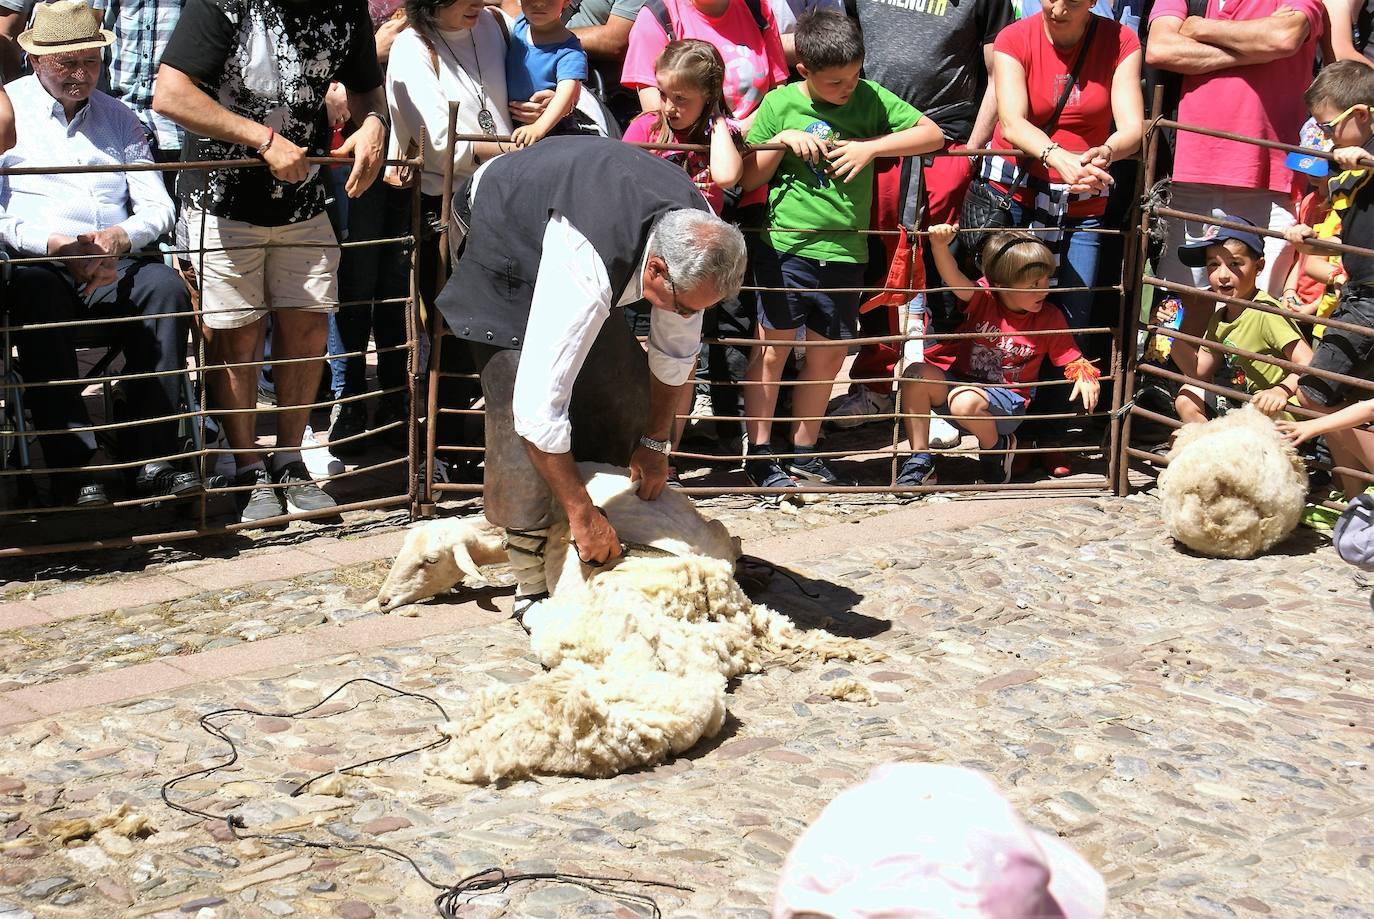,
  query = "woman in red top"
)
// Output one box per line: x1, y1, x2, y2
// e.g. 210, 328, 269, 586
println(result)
988, 0, 1142, 330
